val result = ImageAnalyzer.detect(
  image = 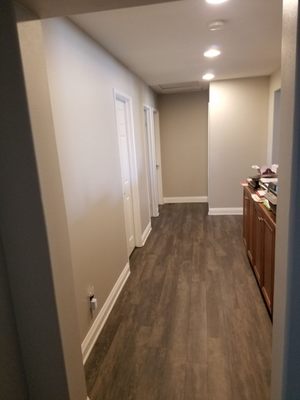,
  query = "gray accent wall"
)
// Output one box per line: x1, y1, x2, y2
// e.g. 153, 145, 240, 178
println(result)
159, 91, 209, 198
